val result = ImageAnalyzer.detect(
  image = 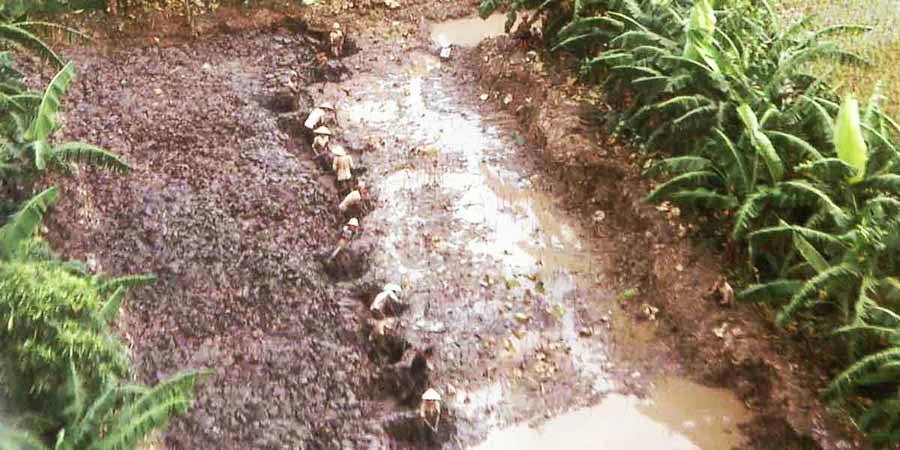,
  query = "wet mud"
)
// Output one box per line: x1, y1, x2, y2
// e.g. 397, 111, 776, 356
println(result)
32, 4, 861, 450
